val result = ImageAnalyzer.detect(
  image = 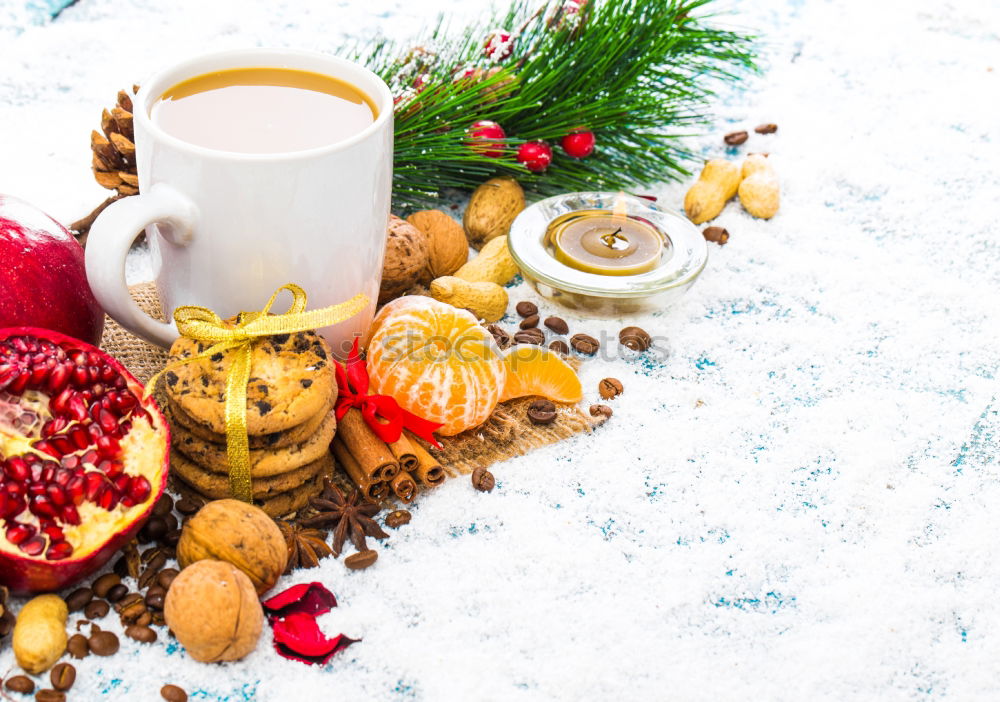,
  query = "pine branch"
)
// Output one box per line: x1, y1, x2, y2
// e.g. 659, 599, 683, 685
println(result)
350, 0, 757, 211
